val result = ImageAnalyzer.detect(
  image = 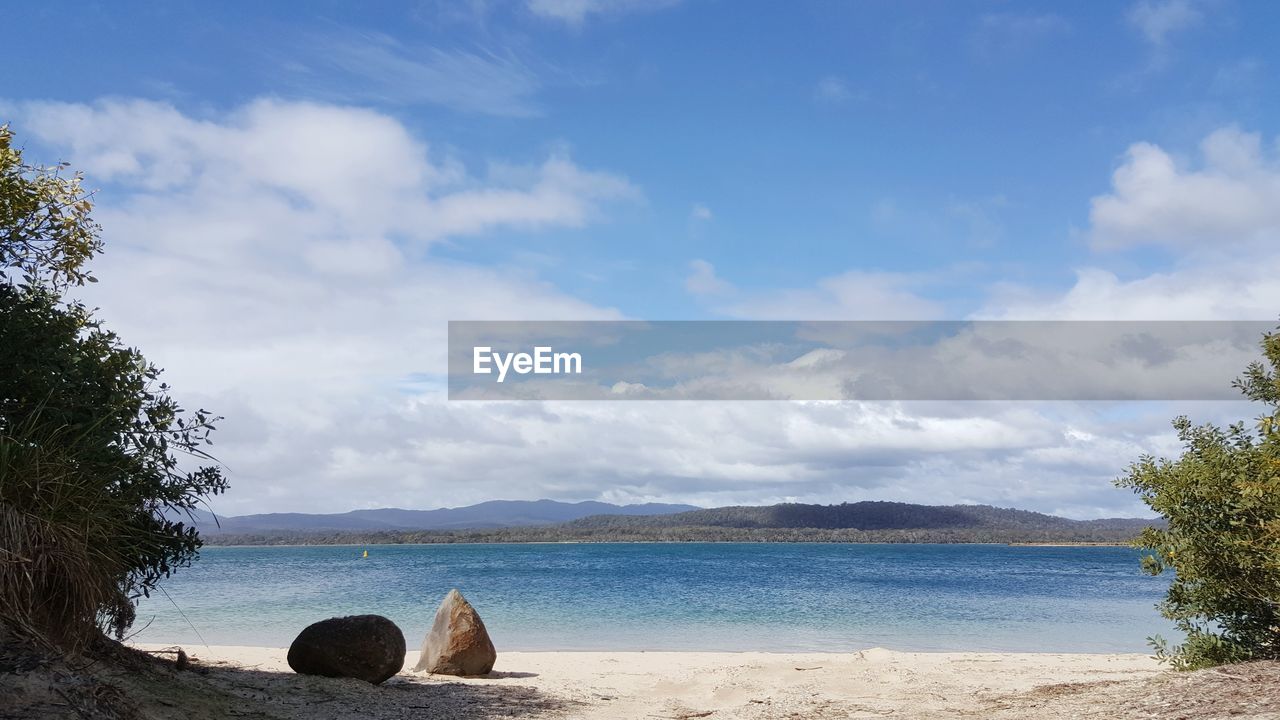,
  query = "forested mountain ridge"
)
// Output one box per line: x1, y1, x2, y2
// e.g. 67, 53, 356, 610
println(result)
192, 499, 700, 534
204, 500, 1159, 546
561, 501, 1152, 531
